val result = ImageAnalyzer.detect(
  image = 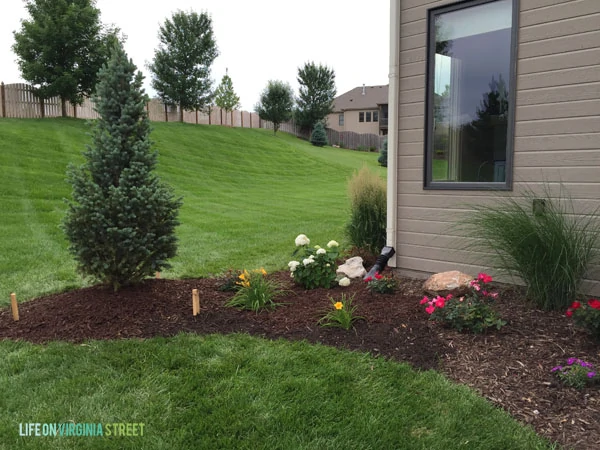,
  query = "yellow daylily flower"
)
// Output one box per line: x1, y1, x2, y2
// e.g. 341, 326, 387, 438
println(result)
334, 302, 344, 310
